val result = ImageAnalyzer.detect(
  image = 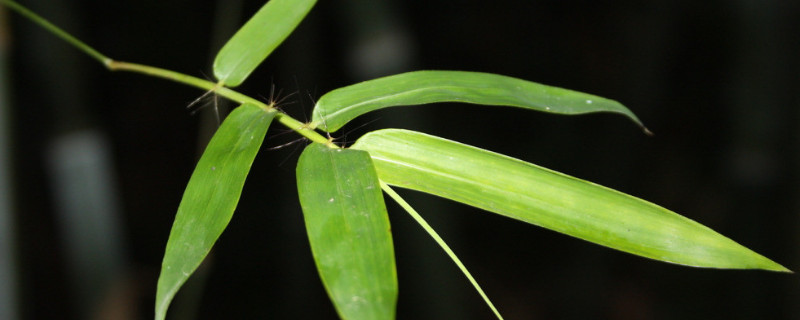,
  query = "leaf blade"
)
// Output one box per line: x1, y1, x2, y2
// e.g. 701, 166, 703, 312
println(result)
312, 70, 647, 133
155, 103, 275, 320
213, 0, 316, 87
296, 143, 398, 320
352, 129, 788, 271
